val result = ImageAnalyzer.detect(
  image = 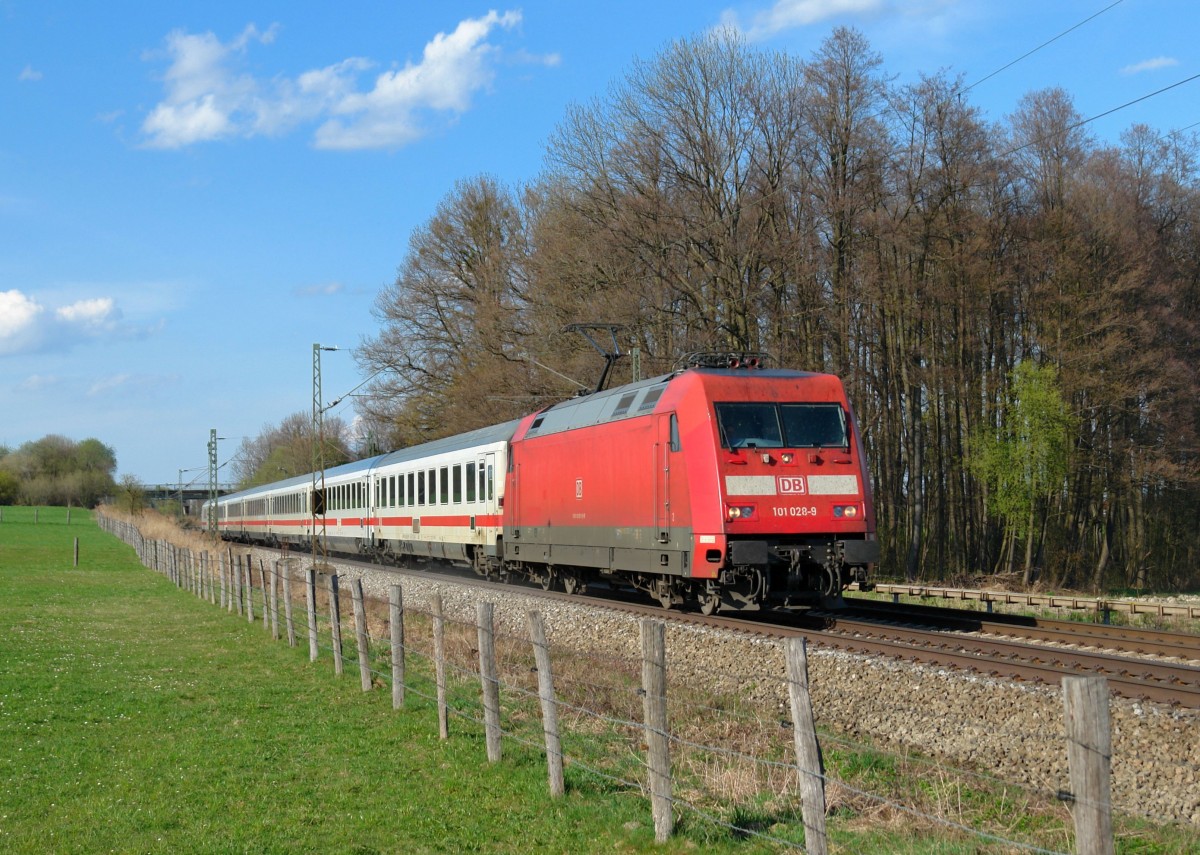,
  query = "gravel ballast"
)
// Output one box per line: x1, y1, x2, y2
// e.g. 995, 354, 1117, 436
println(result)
261, 550, 1200, 827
